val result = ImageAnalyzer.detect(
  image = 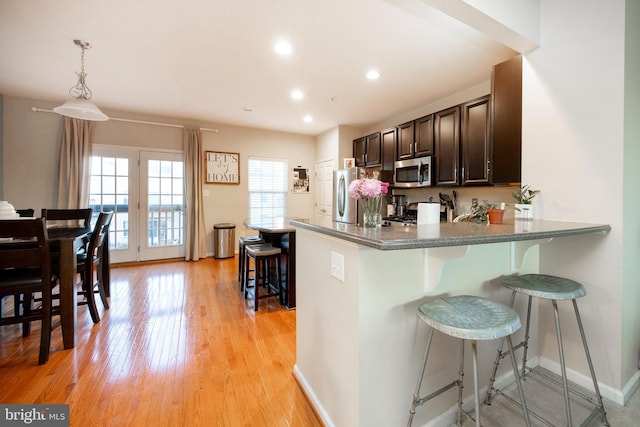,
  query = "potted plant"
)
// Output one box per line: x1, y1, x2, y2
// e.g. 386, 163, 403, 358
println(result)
465, 200, 506, 224
512, 185, 540, 220
483, 201, 507, 224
